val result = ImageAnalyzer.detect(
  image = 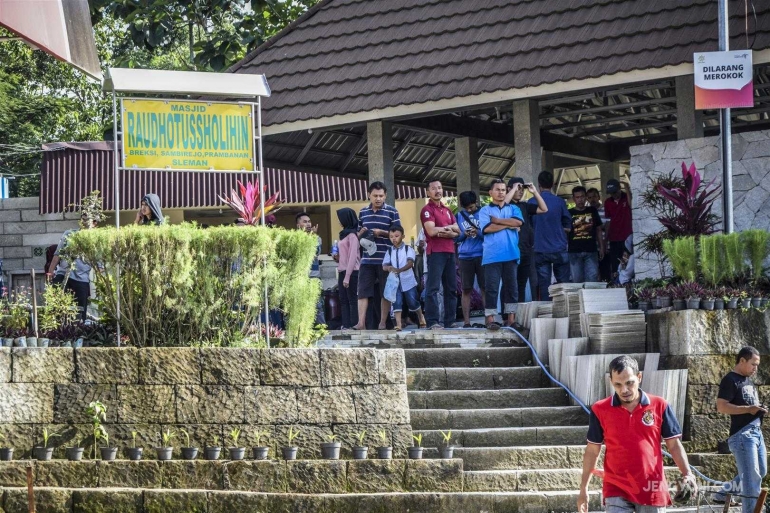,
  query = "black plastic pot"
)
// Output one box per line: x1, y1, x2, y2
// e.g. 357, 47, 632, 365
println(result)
376, 446, 392, 460
252, 447, 269, 460
66, 447, 84, 461
762, 299, 769, 307
673, 299, 686, 311
752, 298, 762, 308
0, 448, 13, 461
282, 446, 298, 461
714, 299, 725, 310
126, 447, 143, 461
155, 447, 173, 461
638, 301, 650, 312
228, 447, 245, 461
741, 299, 752, 308
101, 447, 117, 461
701, 299, 715, 310
181, 447, 199, 460
321, 442, 341, 460
686, 298, 701, 309
34, 447, 53, 461
727, 298, 738, 309
658, 296, 672, 309
440, 447, 454, 459
203, 447, 221, 461
352, 446, 368, 460
408, 447, 423, 459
